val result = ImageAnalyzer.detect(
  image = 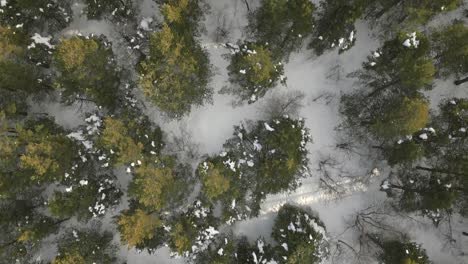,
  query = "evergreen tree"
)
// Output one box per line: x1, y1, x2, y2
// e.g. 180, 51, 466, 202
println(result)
379, 240, 430, 264
97, 114, 163, 167
52, 228, 116, 264
380, 98, 468, 222
309, 0, 367, 55
342, 31, 434, 141
0, 118, 81, 196
54, 36, 121, 108
195, 234, 276, 264
139, 23, 211, 118
84, 0, 134, 22
431, 21, 468, 85
159, 0, 205, 35
249, 0, 315, 58
196, 116, 310, 222
0, 26, 53, 118
225, 42, 285, 103
48, 174, 122, 220
370, 96, 430, 140
271, 204, 329, 264
0, 0, 72, 34
128, 156, 190, 212
117, 209, 163, 248
168, 201, 219, 257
